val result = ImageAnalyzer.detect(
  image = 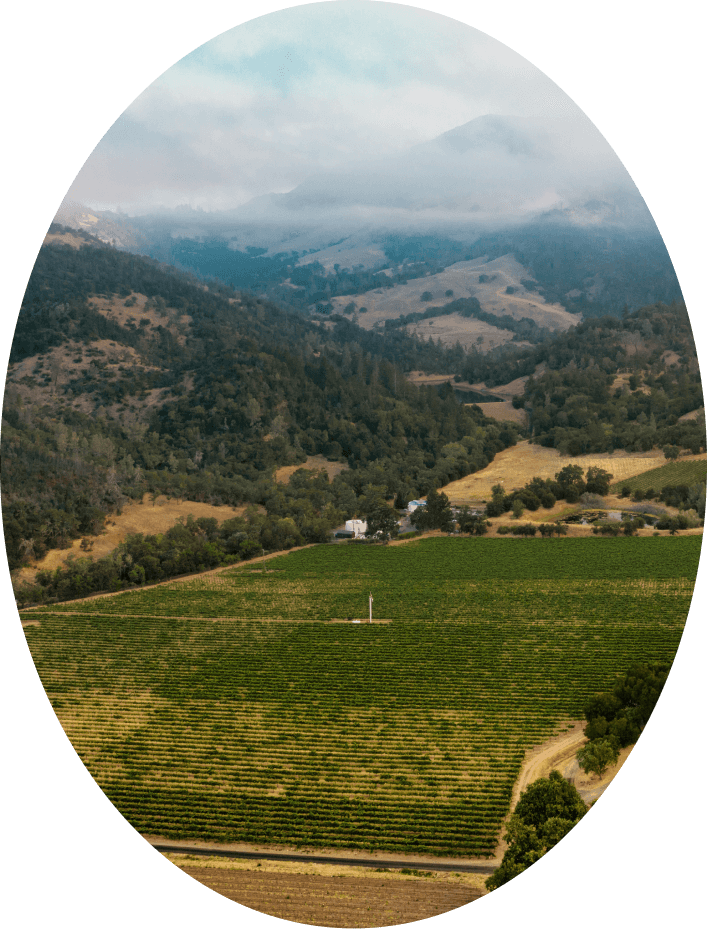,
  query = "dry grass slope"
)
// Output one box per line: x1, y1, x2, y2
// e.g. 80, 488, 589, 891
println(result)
16, 495, 247, 584
442, 440, 681, 504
